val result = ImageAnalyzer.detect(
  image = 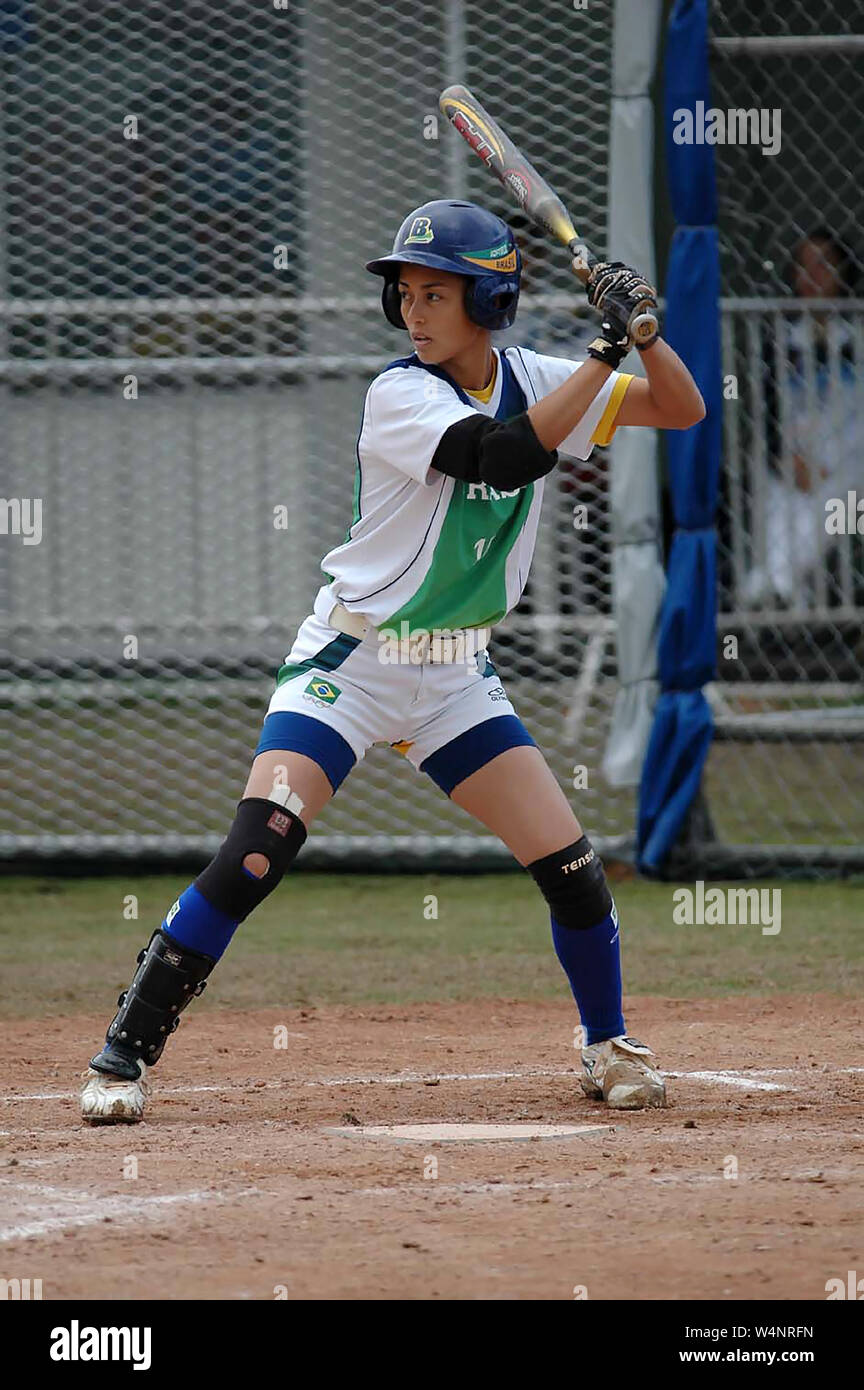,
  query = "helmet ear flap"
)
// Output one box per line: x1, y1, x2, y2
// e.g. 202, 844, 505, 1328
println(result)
466, 277, 521, 330
382, 265, 520, 332
382, 277, 405, 329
